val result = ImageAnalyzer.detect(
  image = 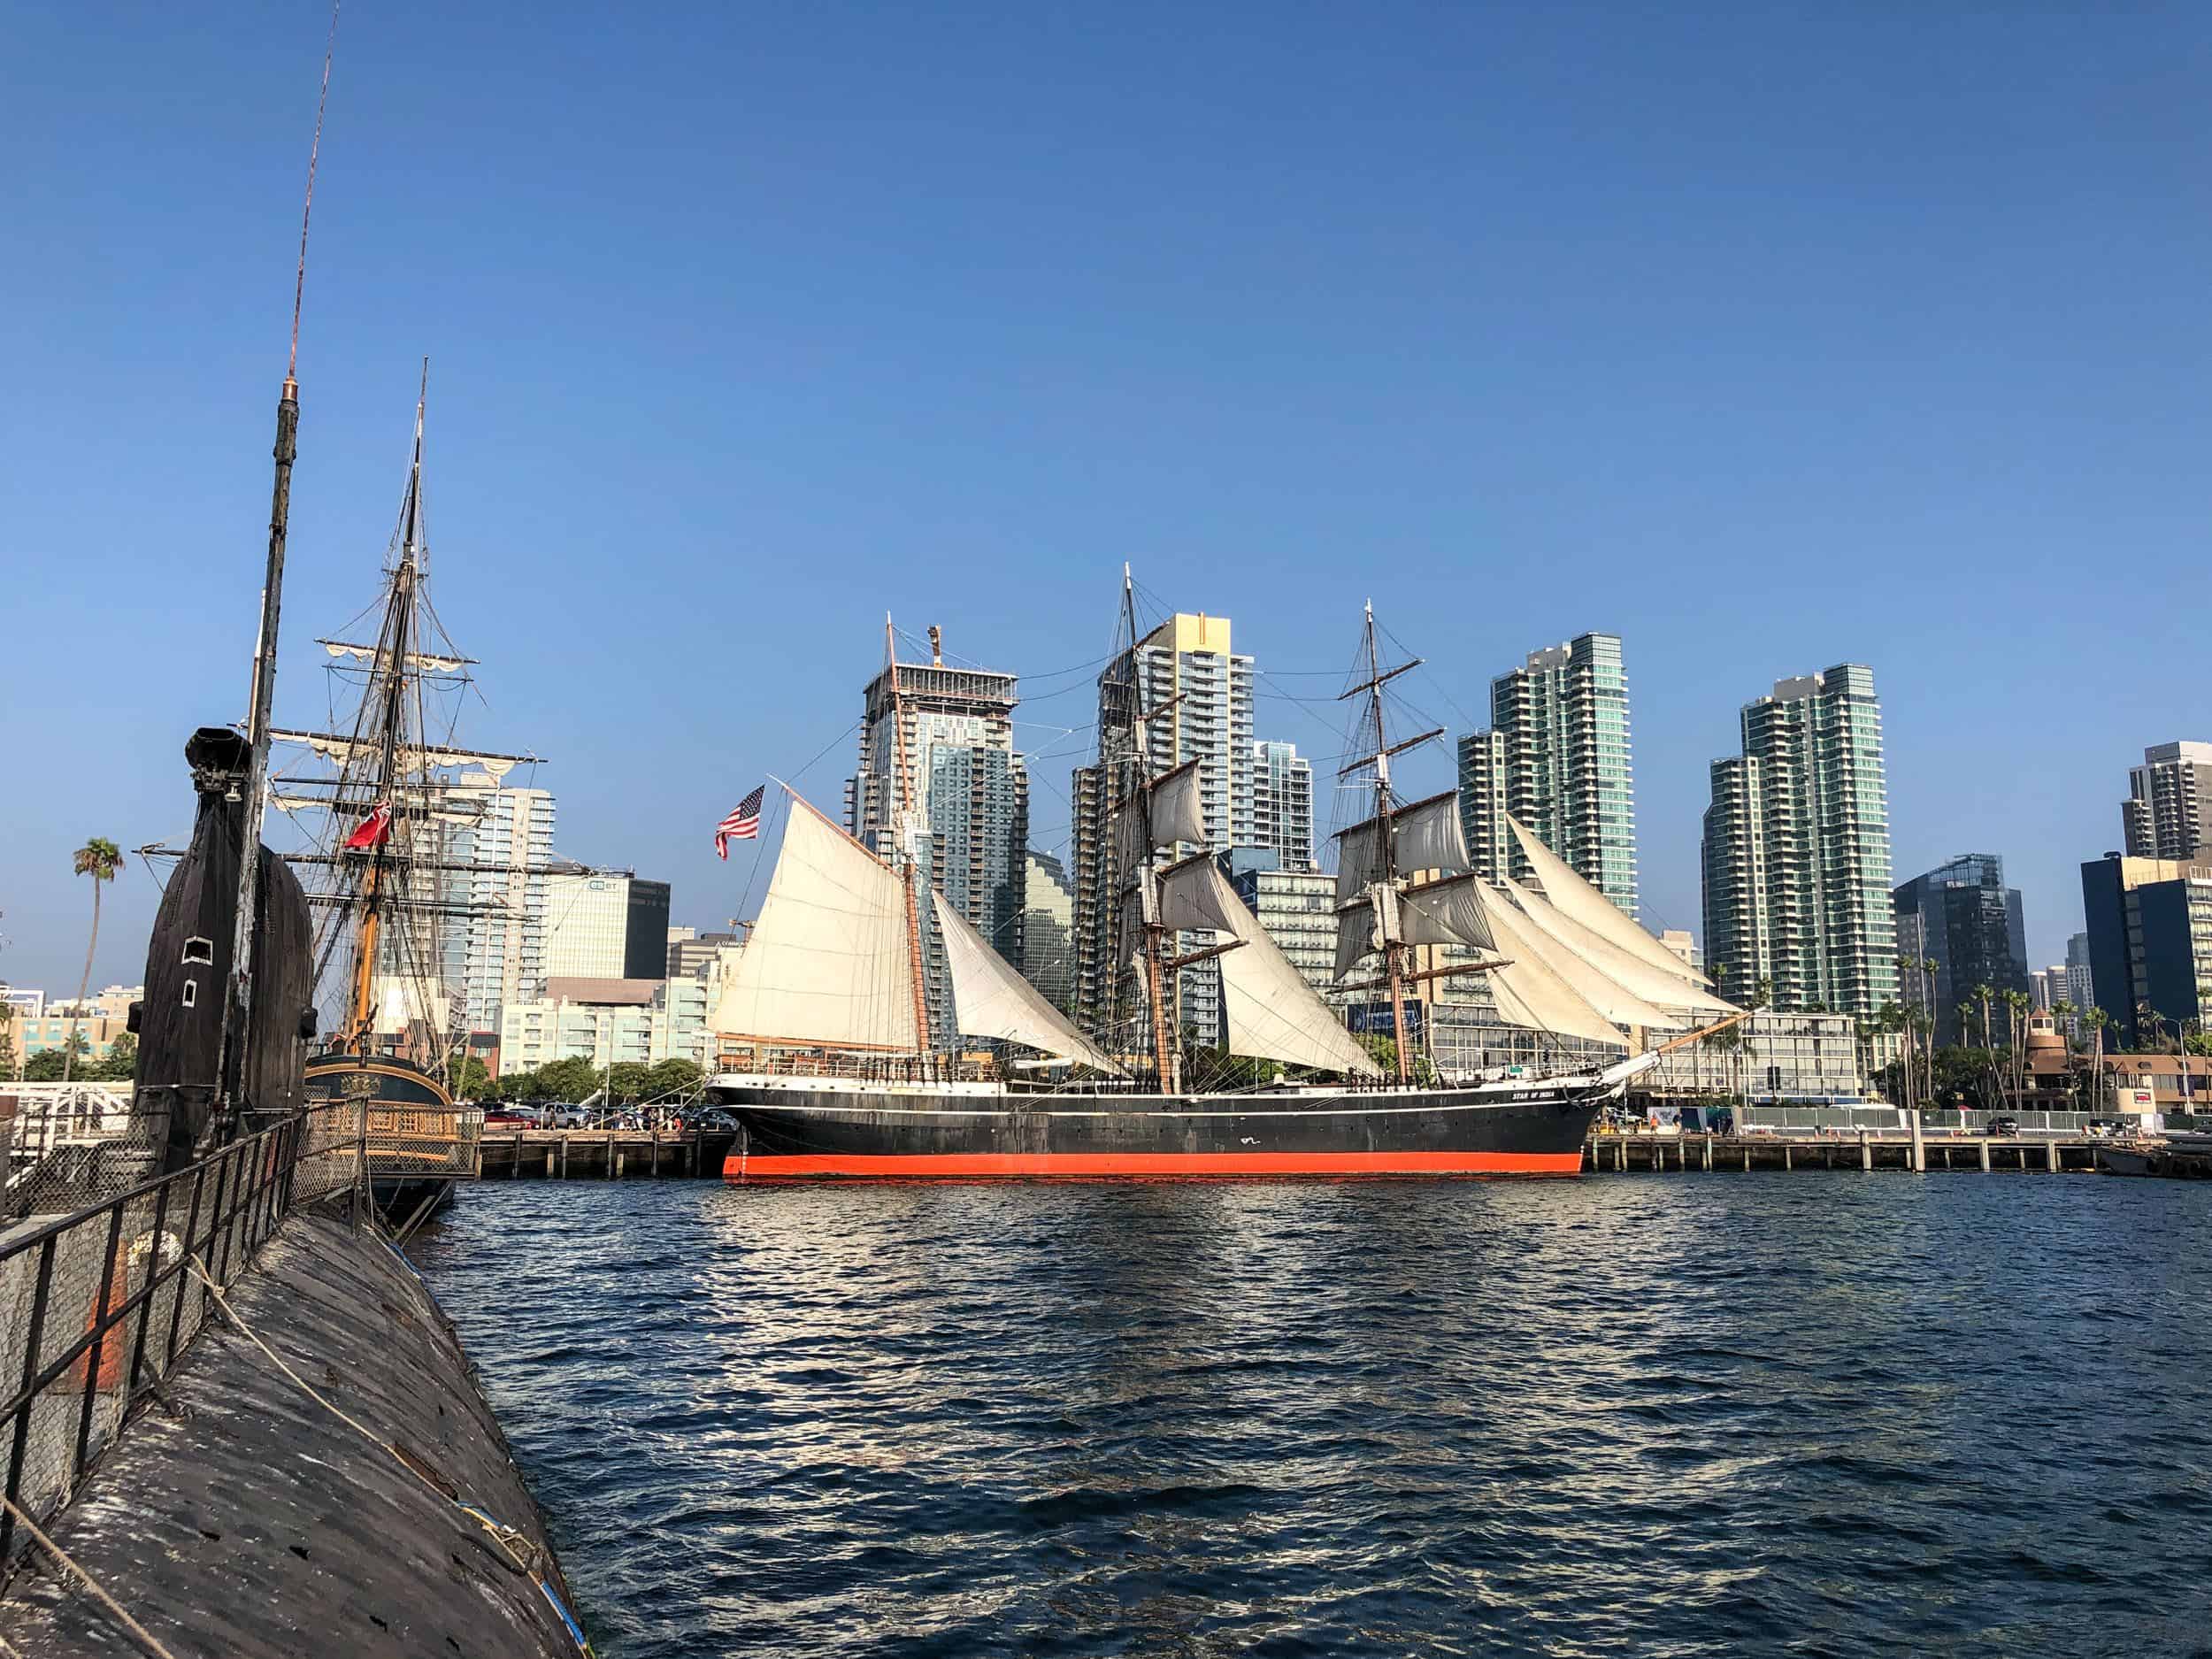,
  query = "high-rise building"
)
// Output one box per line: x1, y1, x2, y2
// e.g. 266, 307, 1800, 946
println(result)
1700, 664, 1897, 1018
847, 642, 1029, 1048
1891, 855, 2030, 1045
2079, 852, 2212, 1049
440, 776, 556, 1033
2064, 931, 2095, 1027
1071, 612, 1256, 1046
542, 869, 671, 981
1020, 850, 1076, 1012
2123, 741, 2212, 861
1657, 930, 1701, 972
1248, 741, 1316, 872
1457, 633, 1638, 918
